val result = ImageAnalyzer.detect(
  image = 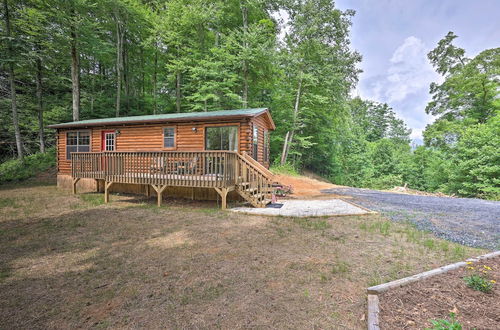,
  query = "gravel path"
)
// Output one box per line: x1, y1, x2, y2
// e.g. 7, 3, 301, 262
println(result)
322, 187, 500, 250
